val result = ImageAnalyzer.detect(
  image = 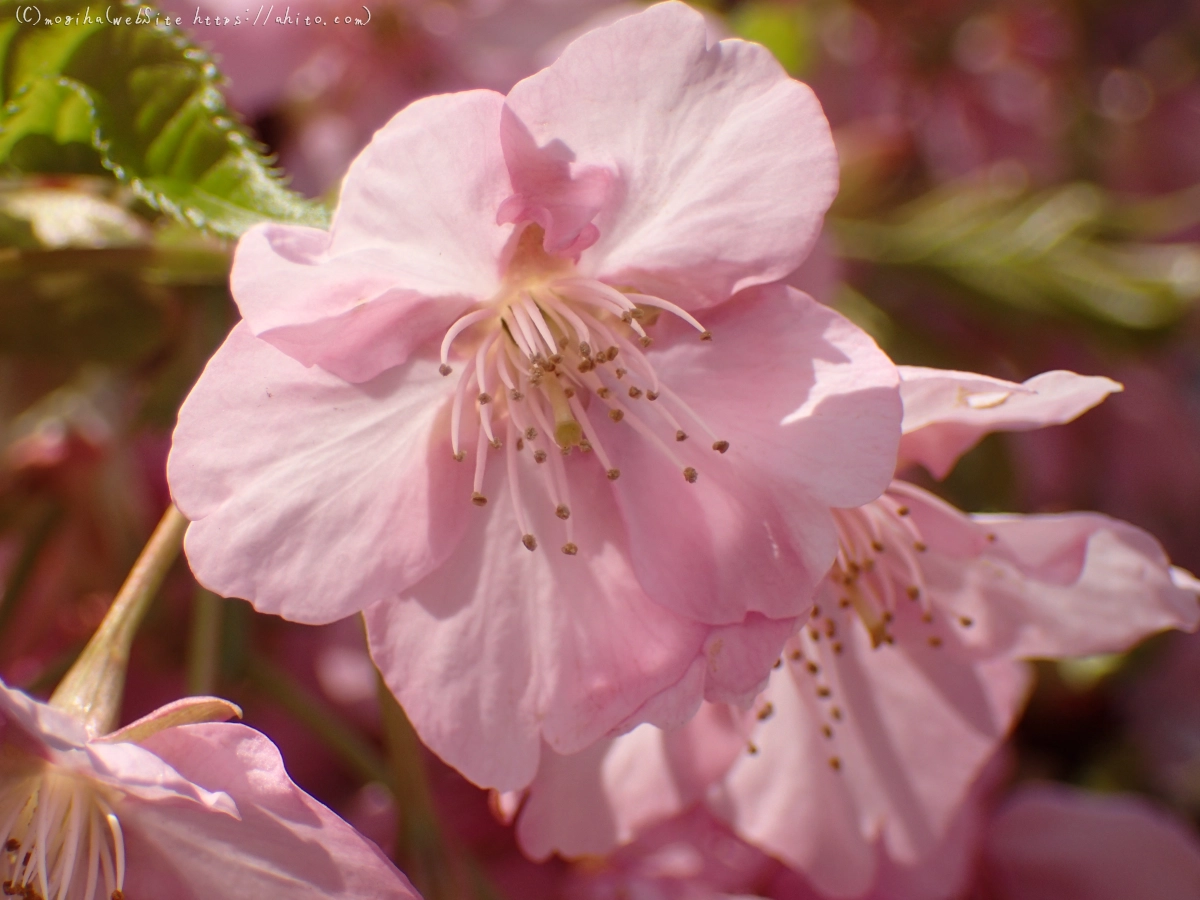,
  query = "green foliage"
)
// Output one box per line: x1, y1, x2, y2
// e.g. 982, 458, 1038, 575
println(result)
835, 179, 1200, 330
0, 0, 328, 237
729, 2, 814, 75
